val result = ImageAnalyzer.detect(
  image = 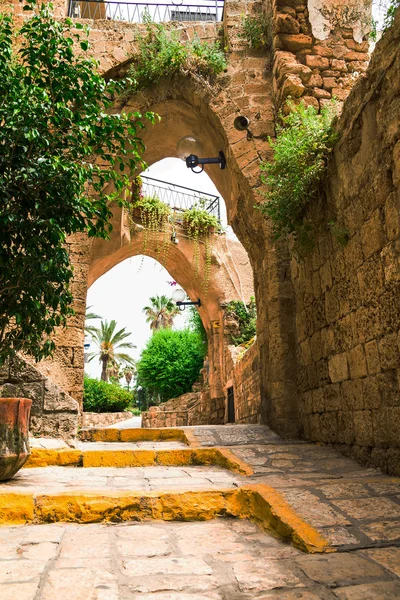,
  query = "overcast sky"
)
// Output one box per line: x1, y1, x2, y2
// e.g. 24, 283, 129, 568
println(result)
85, 157, 229, 379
